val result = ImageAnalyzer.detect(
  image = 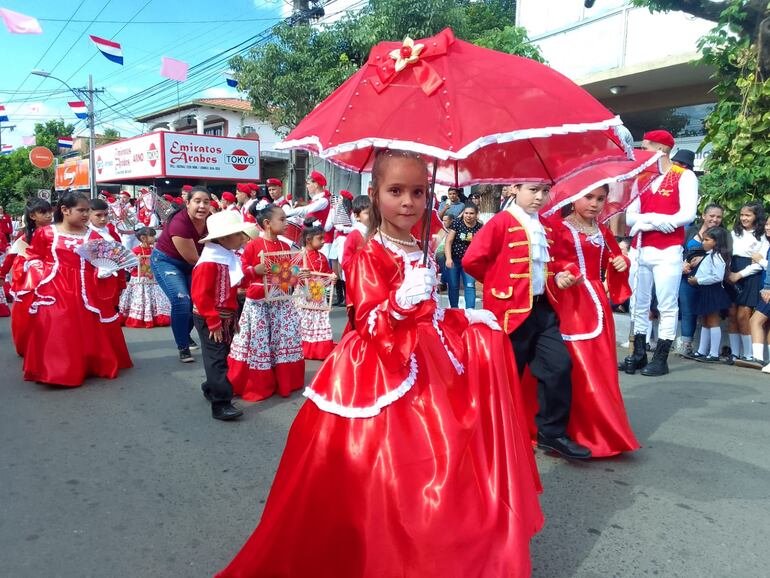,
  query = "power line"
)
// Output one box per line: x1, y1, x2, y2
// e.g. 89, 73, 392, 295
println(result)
38, 17, 279, 24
